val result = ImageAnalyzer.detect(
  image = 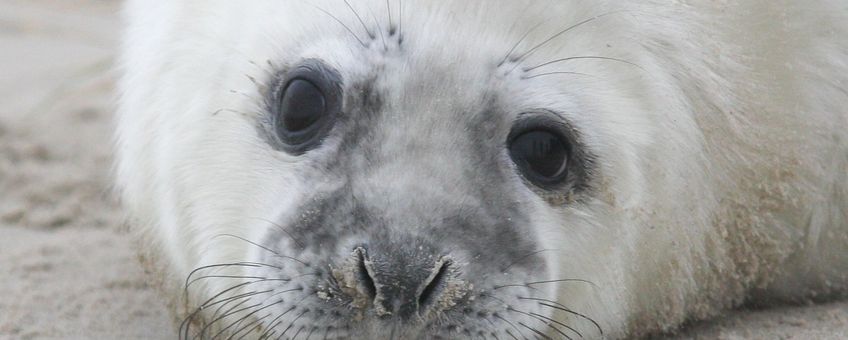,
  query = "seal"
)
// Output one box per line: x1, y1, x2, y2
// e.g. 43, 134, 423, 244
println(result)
115, 1, 848, 339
